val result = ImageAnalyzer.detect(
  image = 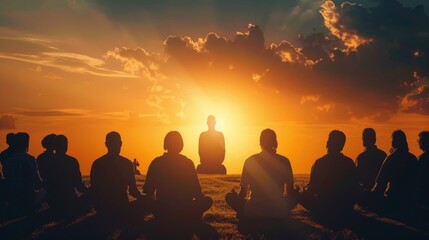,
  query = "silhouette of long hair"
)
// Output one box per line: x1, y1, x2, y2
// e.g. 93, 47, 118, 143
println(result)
392, 130, 409, 152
